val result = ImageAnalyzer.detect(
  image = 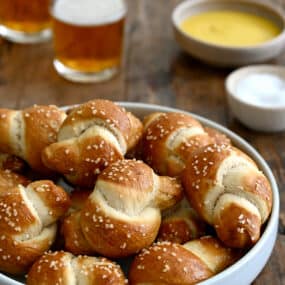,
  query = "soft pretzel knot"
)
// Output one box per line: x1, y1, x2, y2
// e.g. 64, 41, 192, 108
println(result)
0, 105, 66, 175
0, 180, 70, 274
69, 189, 92, 212
60, 189, 94, 255
0, 153, 26, 173
142, 112, 213, 177
0, 169, 30, 191
54, 189, 92, 255
129, 236, 239, 285
62, 210, 94, 255
79, 159, 183, 258
182, 143, 273, 248
26, 251, 128, 285
157, 198, 206, 244
204, 126, 232, 146
42, 99, 143, 187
